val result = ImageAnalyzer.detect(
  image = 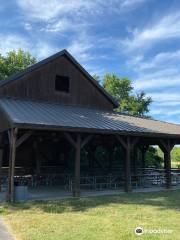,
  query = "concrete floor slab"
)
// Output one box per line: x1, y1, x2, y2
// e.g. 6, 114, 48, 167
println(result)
0, 219, 14, 240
